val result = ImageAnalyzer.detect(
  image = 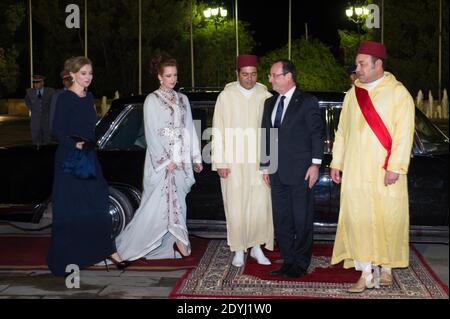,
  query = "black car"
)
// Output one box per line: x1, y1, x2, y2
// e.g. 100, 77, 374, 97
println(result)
0, 91, 448, 242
